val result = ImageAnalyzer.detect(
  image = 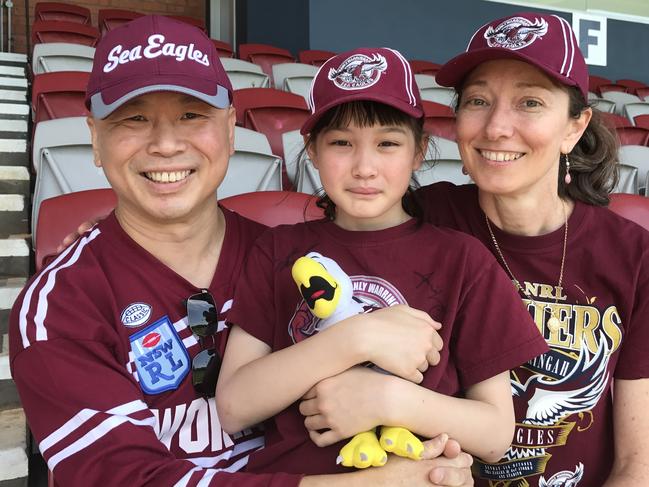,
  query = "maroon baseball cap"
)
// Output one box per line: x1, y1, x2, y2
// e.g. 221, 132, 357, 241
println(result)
86, 15, 232, 118
436, 12, 589, 102
301, 47, 423, 135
